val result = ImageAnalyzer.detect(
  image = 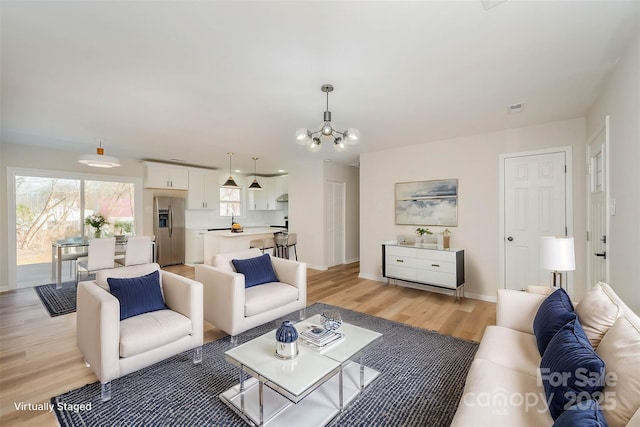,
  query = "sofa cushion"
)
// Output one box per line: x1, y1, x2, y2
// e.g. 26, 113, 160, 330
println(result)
474, 325, 541, 378
595, 315, 640, 427
245, 282, 299, 317
552, 399, 608, 427
533, 288, 576, 355
232, 254, 279, 288
576, 283, 621, 349
211, 248, 263, 272
96, 263, 161, 291
119, 309, 192, 358
450, 358, 553, 427
107, 270, 167, 320
540, 318, 606, 420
